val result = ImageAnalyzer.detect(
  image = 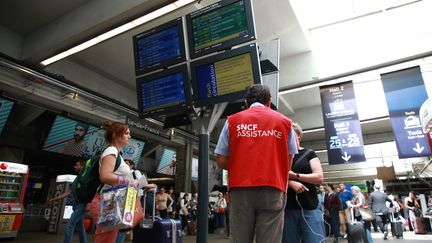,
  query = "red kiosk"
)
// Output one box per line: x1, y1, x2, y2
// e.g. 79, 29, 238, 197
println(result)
0, 161, 29, 239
